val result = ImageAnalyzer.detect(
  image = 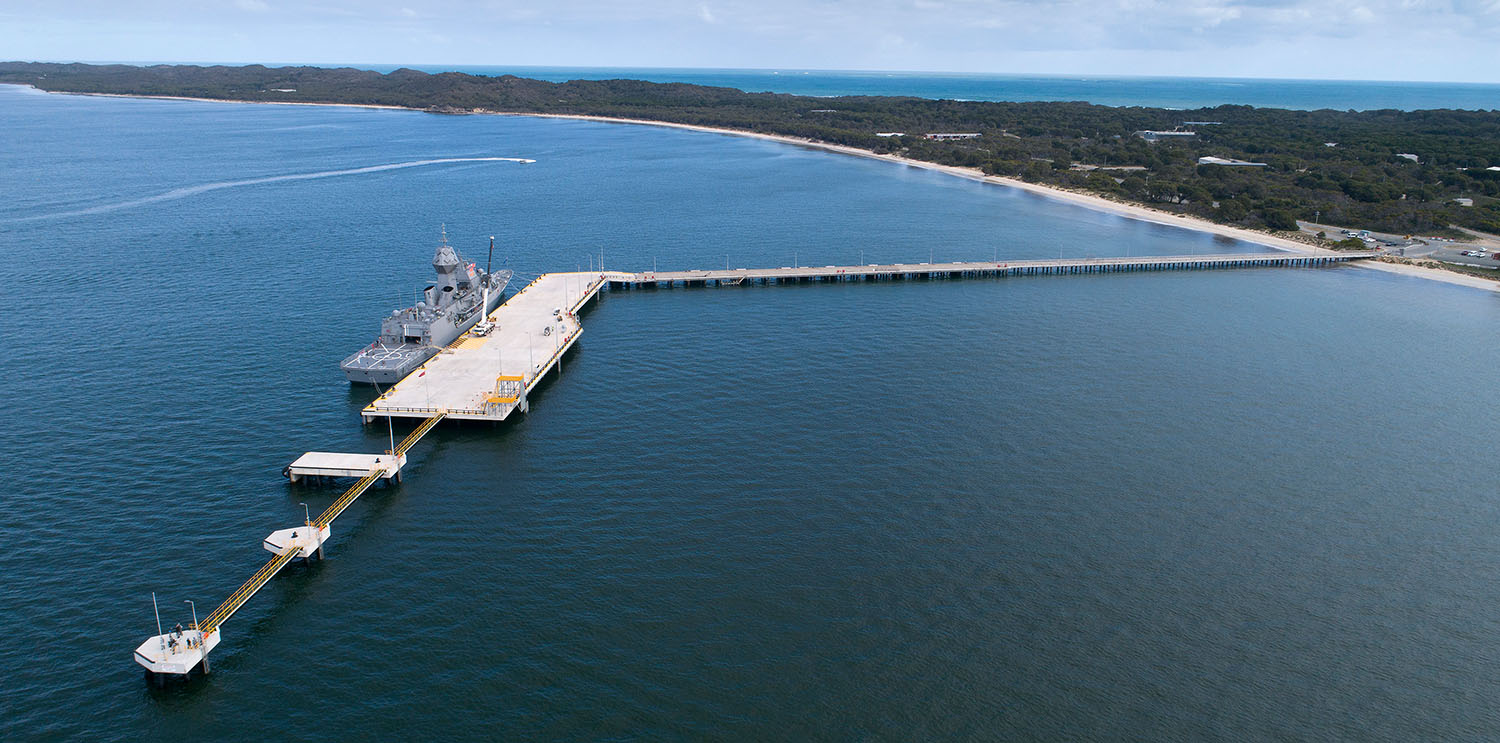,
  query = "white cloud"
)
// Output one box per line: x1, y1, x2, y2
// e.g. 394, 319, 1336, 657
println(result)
4, 0, 1500, 82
